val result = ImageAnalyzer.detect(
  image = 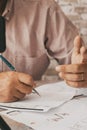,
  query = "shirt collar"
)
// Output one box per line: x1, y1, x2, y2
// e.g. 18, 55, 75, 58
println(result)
2, 0, 14, 20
